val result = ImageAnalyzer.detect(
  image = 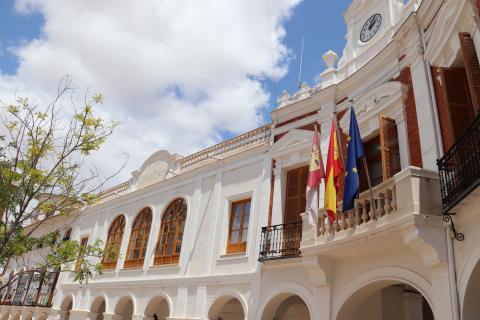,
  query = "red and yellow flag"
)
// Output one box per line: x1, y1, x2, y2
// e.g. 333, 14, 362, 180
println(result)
305, 125, 325, 224
307, 125, 325, 190
324, 119, 344, 222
